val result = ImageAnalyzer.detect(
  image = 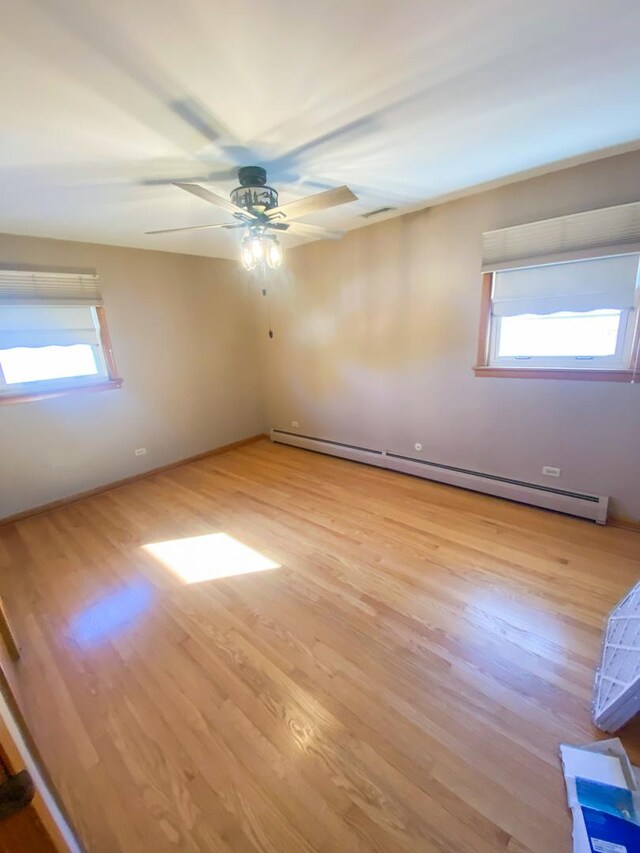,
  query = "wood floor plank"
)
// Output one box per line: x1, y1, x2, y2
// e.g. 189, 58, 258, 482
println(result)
1, 438, 639, 852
